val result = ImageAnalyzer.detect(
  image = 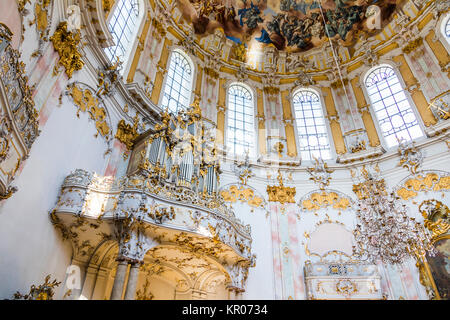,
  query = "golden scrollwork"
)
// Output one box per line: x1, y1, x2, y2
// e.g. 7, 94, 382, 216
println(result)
68, 84, 111, 139
419, 199, 450, 241
50, 22, 84, 79
267, 170, 296, 204
115, 115, 139, 150
220, 185, 264, 209
301, 191, 351, 211
396, 173, 450, 200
